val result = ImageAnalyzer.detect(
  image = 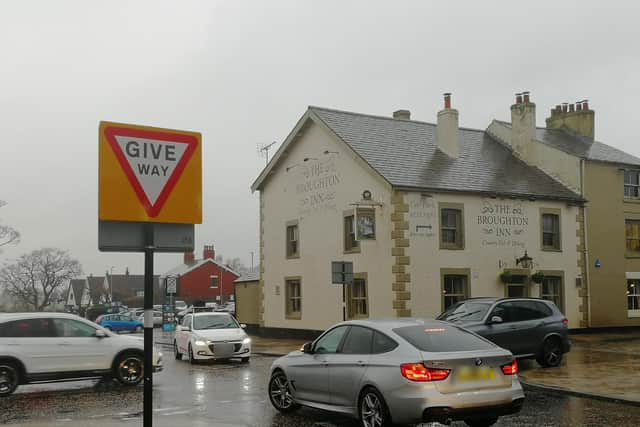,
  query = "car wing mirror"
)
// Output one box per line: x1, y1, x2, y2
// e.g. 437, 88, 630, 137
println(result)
301, 342, 313, 354
489, 315, 503, 324
95, 329, 106, 338
240, 323, 247, 329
